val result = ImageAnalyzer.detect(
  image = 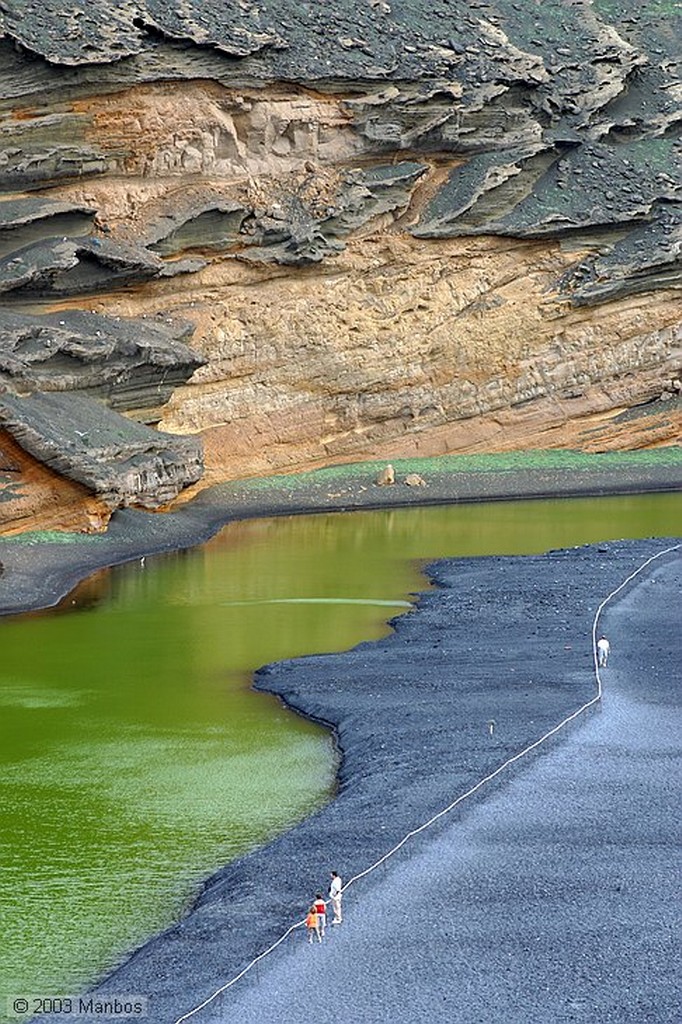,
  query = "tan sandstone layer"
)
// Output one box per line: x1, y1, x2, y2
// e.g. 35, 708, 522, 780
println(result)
77, 228, 680, 487
43, 79, 679, 489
